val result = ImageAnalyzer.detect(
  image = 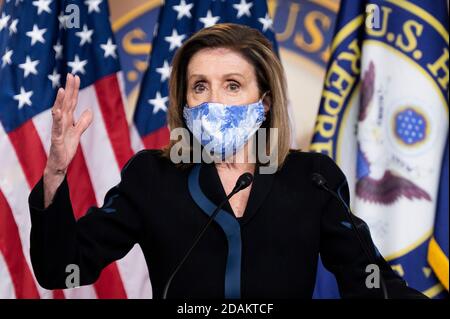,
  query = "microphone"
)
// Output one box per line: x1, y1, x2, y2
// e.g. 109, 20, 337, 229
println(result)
311, 173, 389, 299
162, 172, 254, 299
232, 172, 254, 193
311, 173, 327, 188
